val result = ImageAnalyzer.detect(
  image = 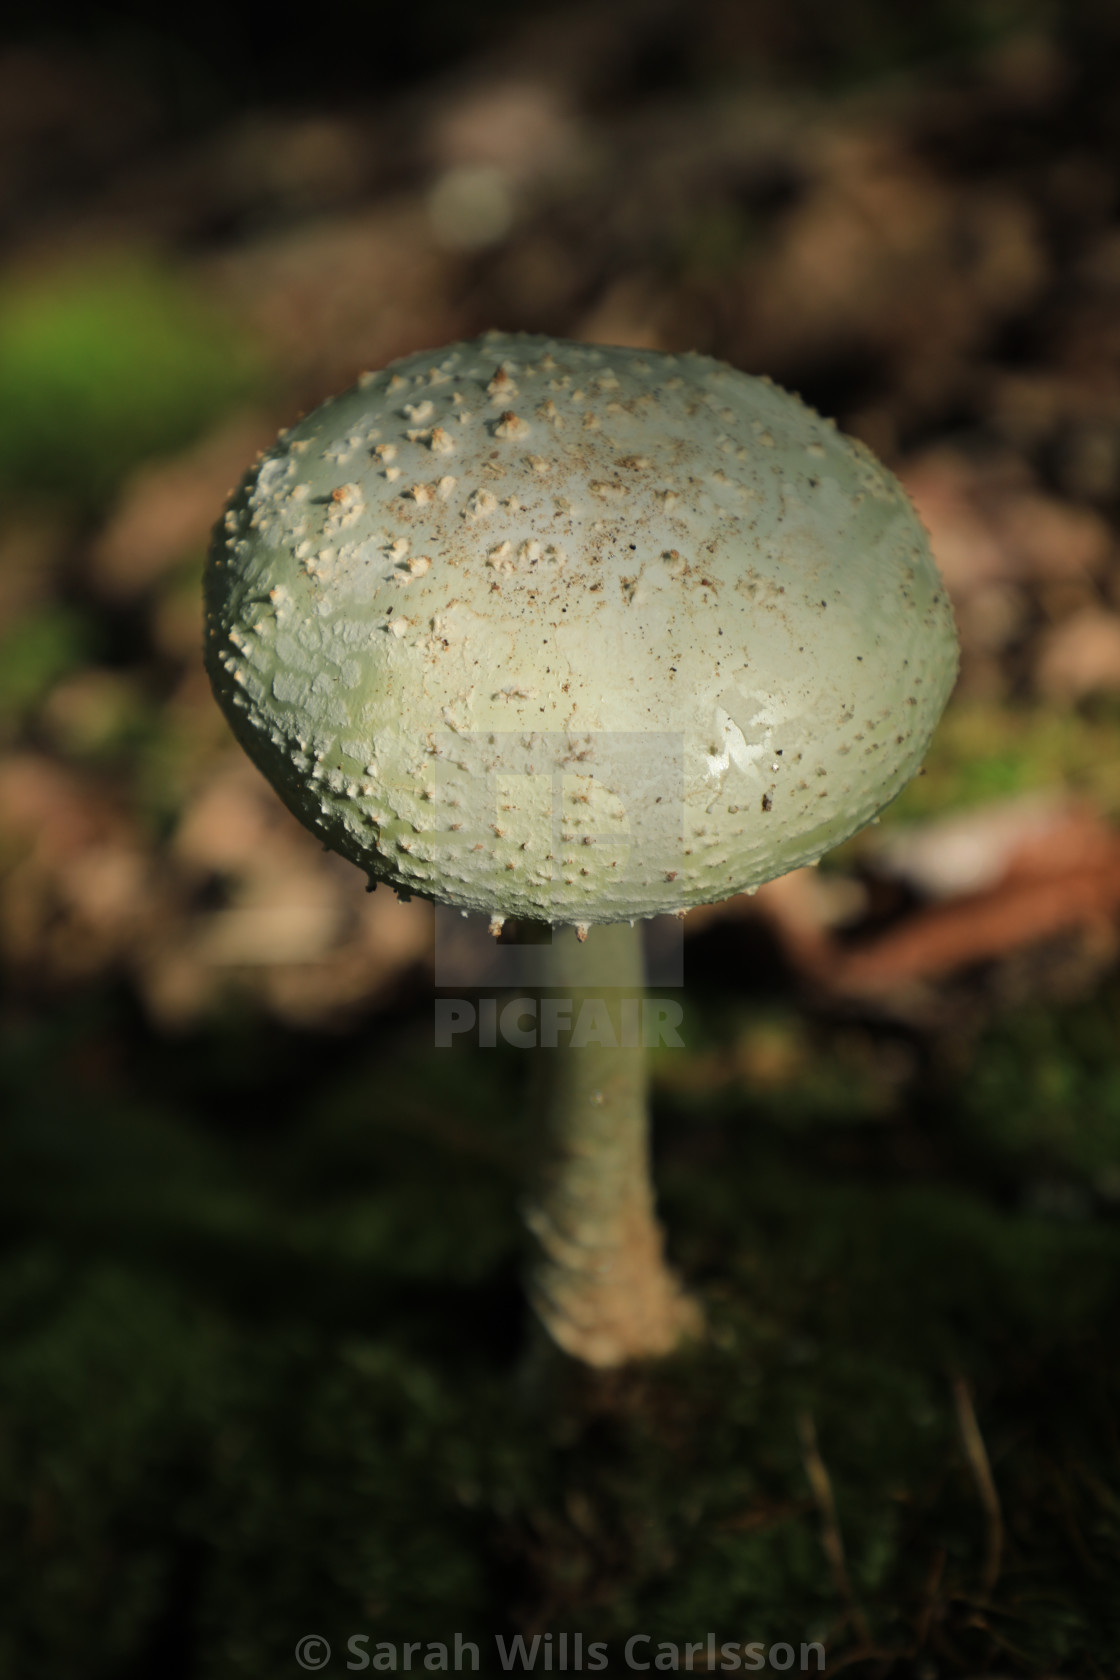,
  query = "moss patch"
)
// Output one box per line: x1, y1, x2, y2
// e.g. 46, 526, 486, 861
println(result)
0, 261, 264, 507
0, 992, 1118, 1676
